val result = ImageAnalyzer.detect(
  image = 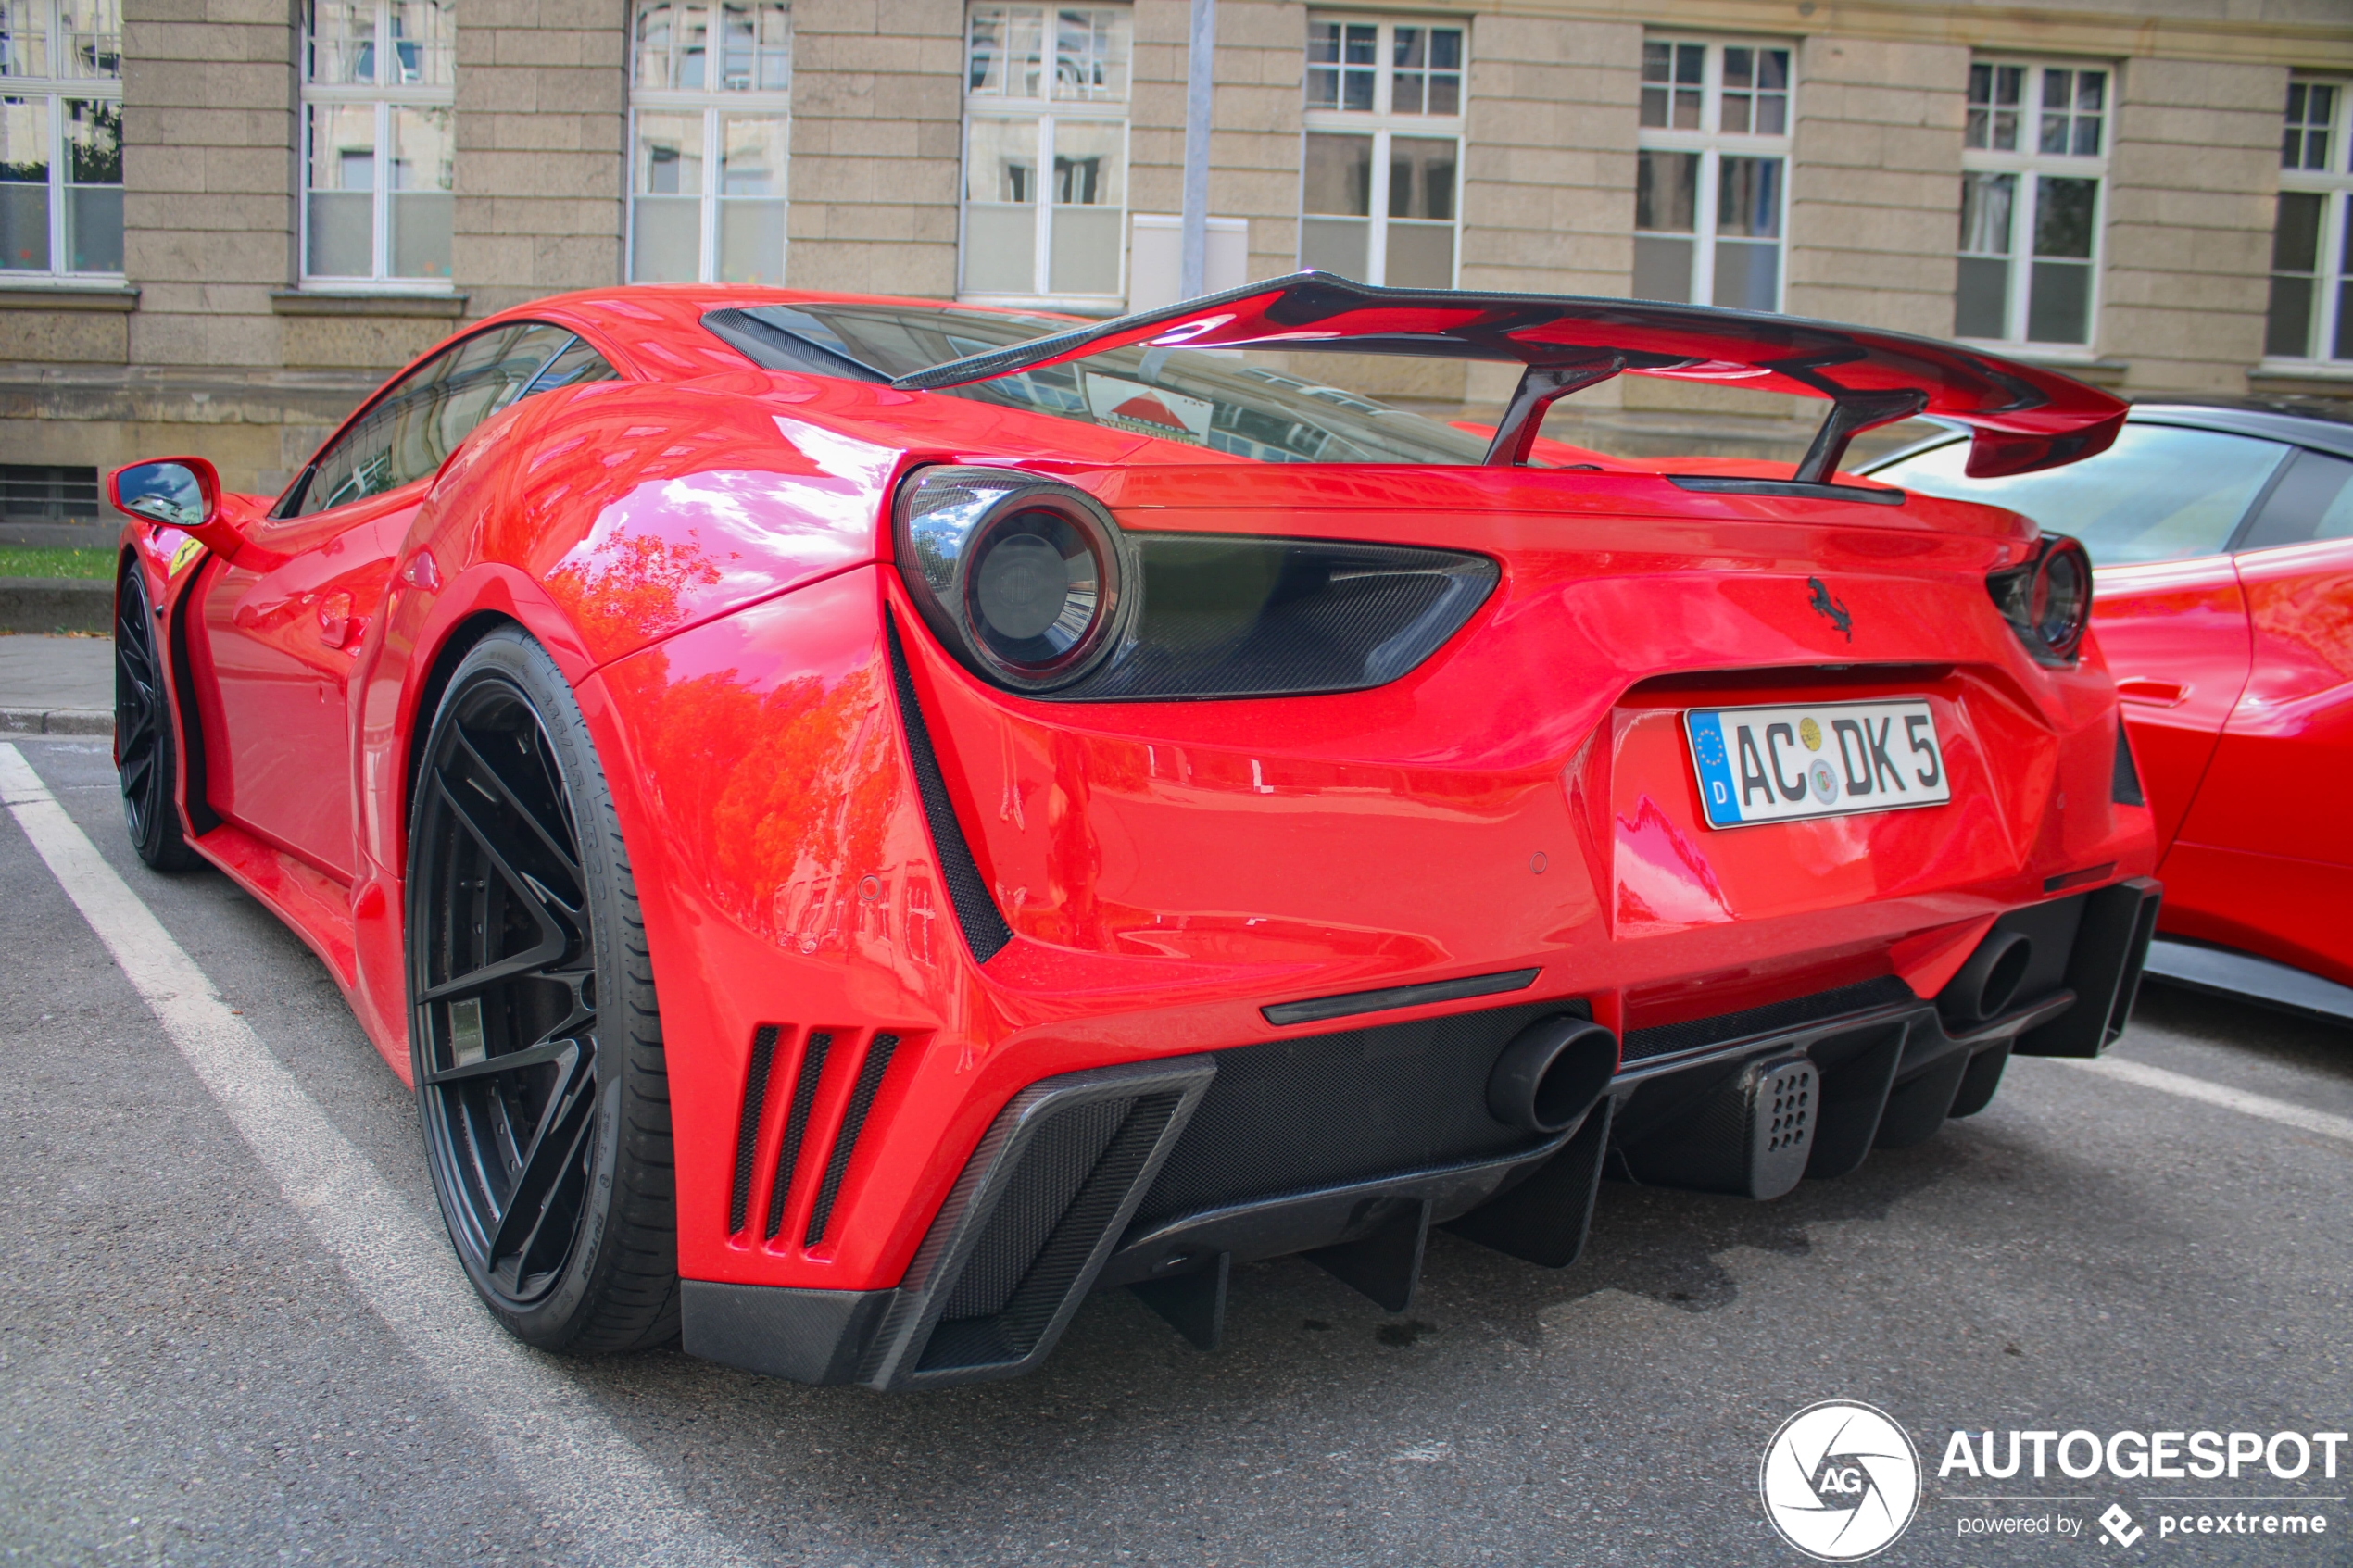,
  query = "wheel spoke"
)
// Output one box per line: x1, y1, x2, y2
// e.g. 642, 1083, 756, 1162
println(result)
417, 775, 574, 1002
422, 1033, 575, 1087
484, 1050, 596, 1265
118, 746, 153, 797
449, 728, 583, 893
